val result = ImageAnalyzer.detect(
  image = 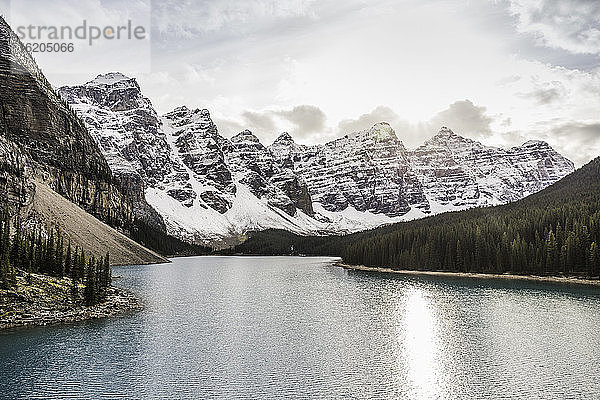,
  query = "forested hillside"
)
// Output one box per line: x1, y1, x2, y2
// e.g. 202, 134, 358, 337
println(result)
0, 212, 111, 305
234, 157, 600, 277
